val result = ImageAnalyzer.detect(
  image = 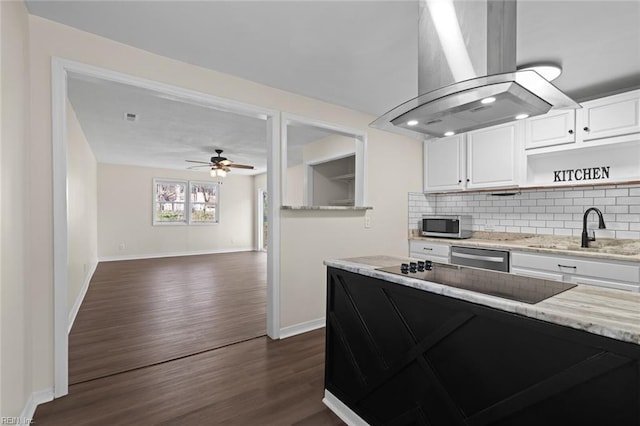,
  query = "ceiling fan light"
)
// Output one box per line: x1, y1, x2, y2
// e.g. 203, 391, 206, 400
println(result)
210, 168, 226, 178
